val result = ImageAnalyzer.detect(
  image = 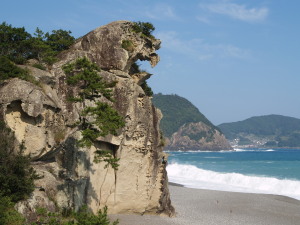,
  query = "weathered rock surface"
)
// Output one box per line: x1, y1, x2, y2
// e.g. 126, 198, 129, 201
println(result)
167, 122, 233, 151
152, 93, 232, 151
0, 21, 174, 218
